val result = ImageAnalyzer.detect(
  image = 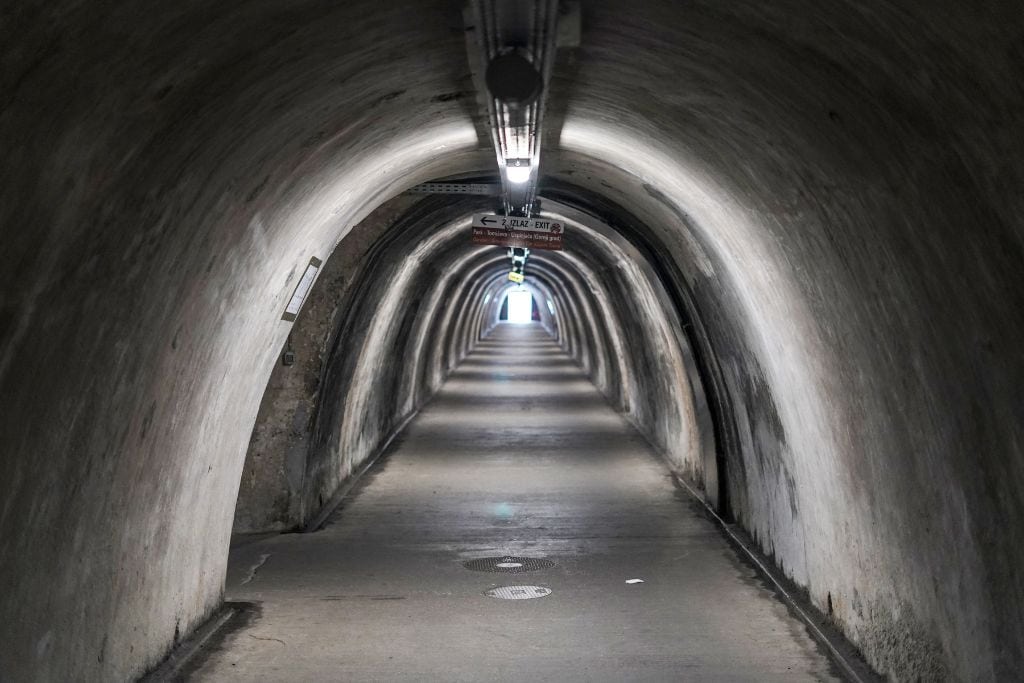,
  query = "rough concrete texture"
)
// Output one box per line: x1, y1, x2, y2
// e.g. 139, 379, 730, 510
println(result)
193, 325, 841, 682
0, 1, 1022, 681
234, 195, 419, 533
236, 192, 695, 536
